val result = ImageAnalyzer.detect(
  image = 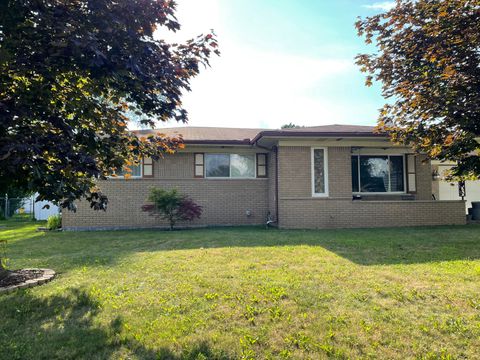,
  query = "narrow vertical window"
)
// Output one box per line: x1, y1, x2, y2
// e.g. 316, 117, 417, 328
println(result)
256, 153, 268, 178
143, 157, 153, 178
312, 148, 328, 196
351, 155, 359, 192
194, 153, 204, 178
390, 156, 404, 192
